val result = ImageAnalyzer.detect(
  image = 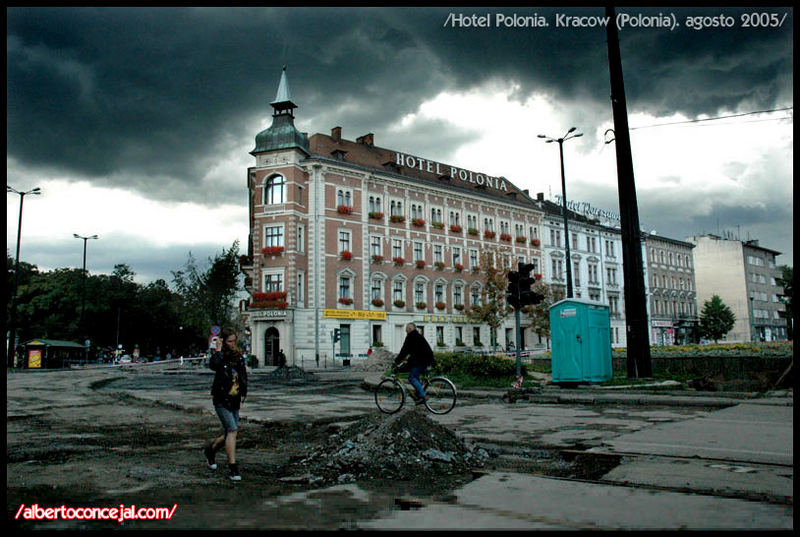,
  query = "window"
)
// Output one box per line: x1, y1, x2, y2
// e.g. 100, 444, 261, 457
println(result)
469, 249, 478, 269
371, 279, 383, 300
390, 200, 403, 216
415, 282, 425, 303
552, 258, 563, 280
264, 226, 284, 247
339, 230, 351, 253
337, 189, 352, 208
392, 238, 403, 259
411, 203, 423, 219
371, 236, 382, 257
454, 285, 463, 306
588, 263, 599, 284
339, 324, 351, 355
393, 280, 404, 302
369, 196, 382, 213
297, 225, 305, 253
473, 327, 481, 345
431, 207, 442, 224
413, 241, 423, 262
435, 283, 444, 303
264, 273, 283, 293
572, 233, 579, 250
372, 324, 382, 346
265, 175, 286, 204
338, 276, 351, 300
296, 272, 304, 305
471, 286, 481, 306
452, 247, 461, 266
433, 245, 443, 264
436, 326, 445, 346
